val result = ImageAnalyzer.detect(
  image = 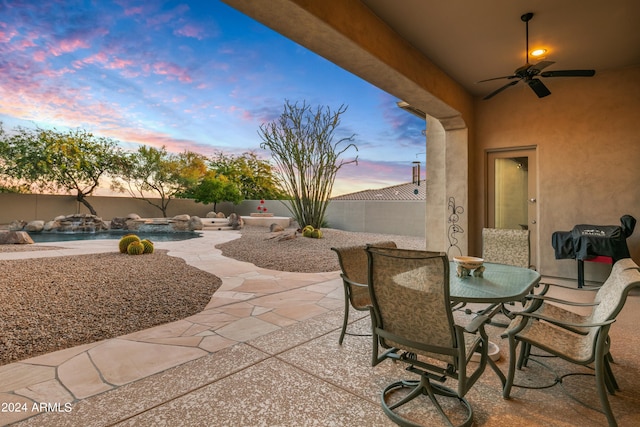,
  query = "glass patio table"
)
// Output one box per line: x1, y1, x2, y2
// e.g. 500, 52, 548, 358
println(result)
448, 261, 541, 386
449, 261, 541, 305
